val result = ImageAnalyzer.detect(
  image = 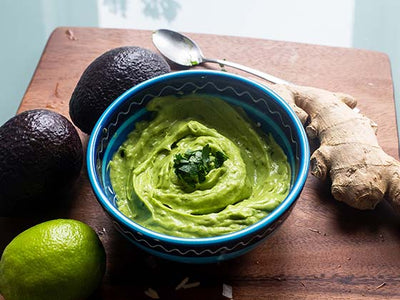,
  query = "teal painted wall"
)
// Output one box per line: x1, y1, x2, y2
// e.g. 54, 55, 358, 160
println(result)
353, 0, 400, 131
0, 0, 98, 125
